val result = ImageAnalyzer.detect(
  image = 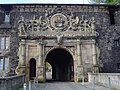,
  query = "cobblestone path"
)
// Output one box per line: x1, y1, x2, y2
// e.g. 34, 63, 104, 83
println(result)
25, 82, 115, 90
